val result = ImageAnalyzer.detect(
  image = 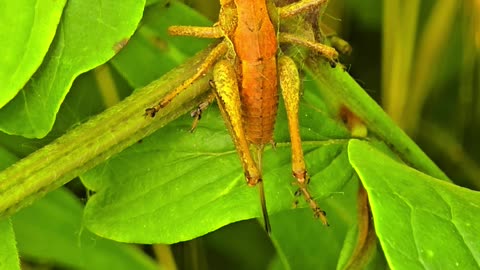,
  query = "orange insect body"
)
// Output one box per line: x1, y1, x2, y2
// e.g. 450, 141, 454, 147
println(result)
231, 0, 278, 145
148, 0, 341, 231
